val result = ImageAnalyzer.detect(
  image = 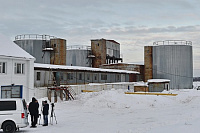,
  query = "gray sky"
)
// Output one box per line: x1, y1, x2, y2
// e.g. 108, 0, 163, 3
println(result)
0, 0, 200, 76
